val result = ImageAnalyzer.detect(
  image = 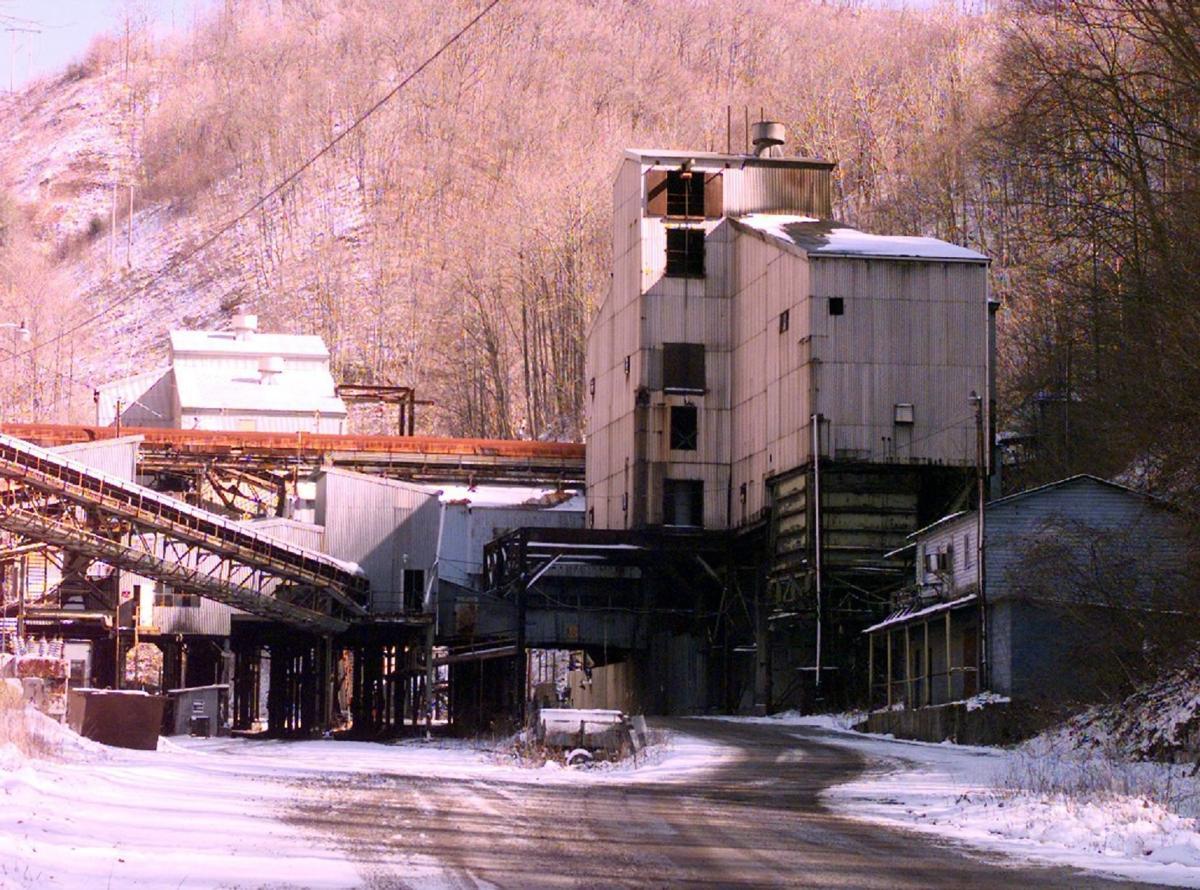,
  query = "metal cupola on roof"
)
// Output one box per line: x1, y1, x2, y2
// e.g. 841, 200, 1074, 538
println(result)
751, 121, 786, 158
